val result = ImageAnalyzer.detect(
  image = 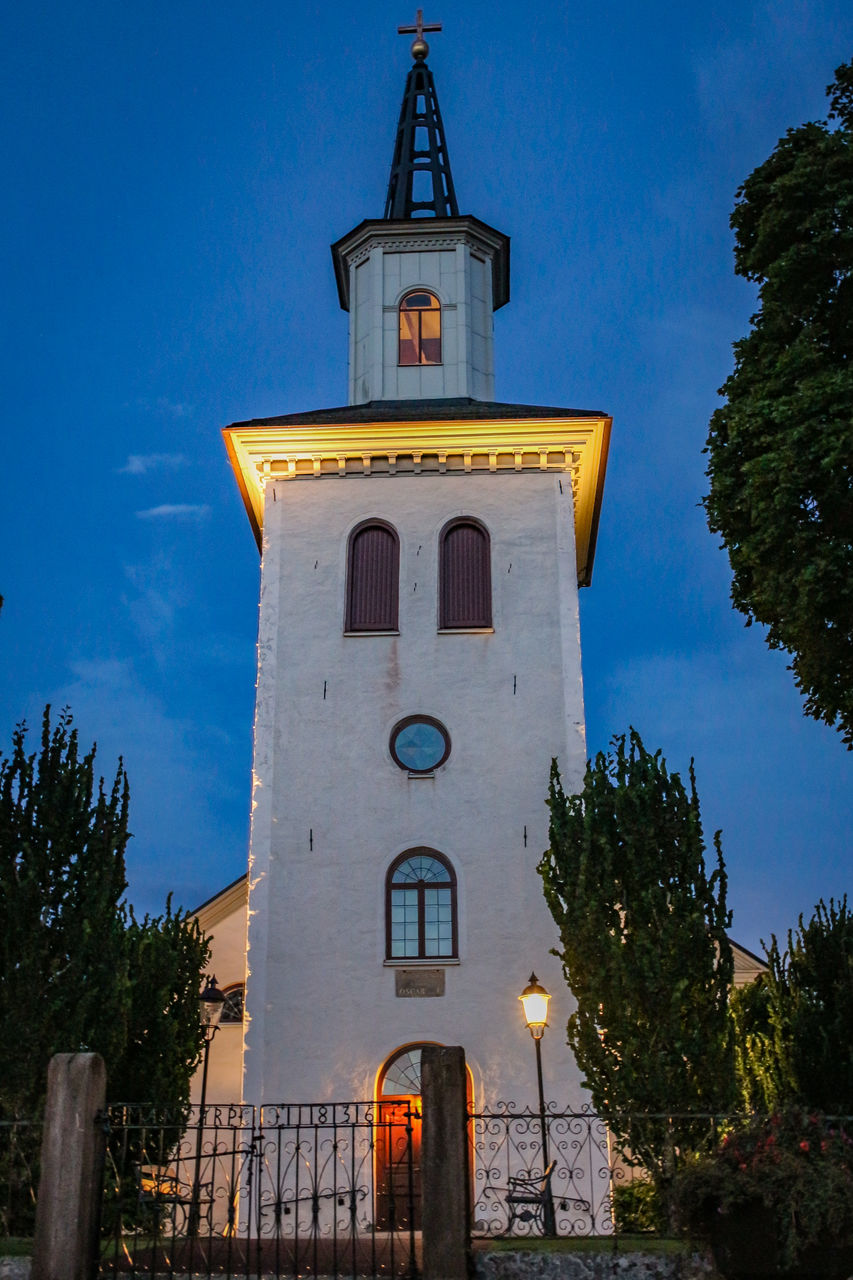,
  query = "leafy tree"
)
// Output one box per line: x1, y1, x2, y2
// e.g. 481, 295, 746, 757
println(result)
539, 731, 734, 1197
0, 707, 209, 1115
733, 897, 853, 1114
703, 60, 853, 747
110, 897, 210, 1110
728, 975, 775, 1112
